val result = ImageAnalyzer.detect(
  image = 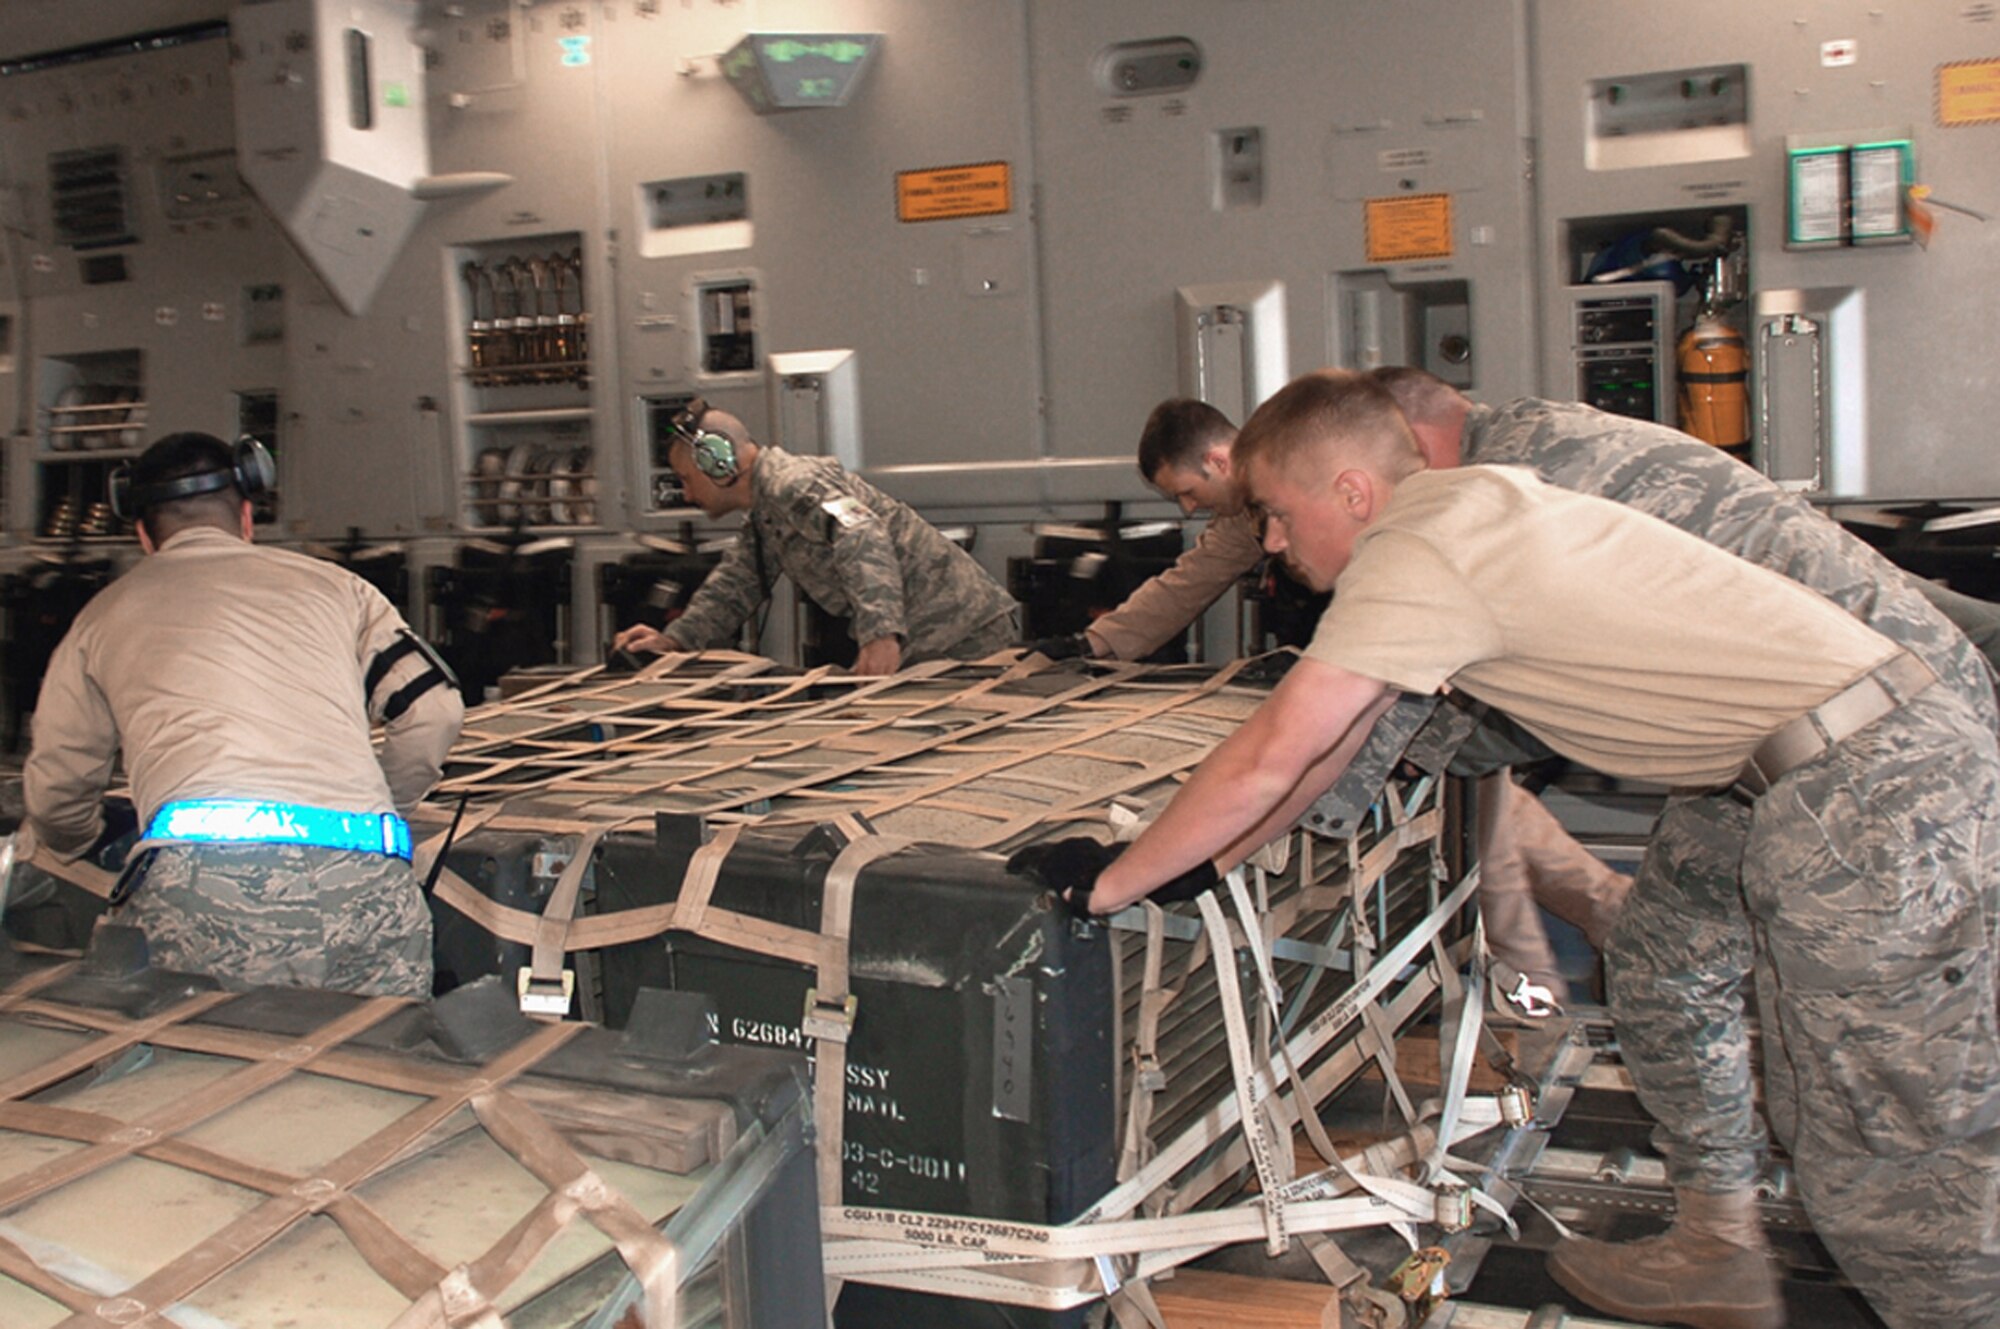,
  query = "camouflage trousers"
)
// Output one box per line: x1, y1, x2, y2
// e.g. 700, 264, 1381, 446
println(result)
114, 843, 433, 999
928, 608, 1021, 663
1610, 688, 2000, 1328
